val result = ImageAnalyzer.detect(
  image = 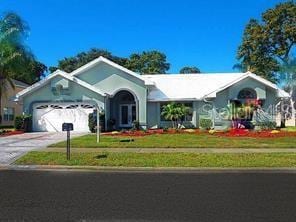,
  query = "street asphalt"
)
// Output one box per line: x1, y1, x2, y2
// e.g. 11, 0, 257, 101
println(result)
0, 169, 296, 222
